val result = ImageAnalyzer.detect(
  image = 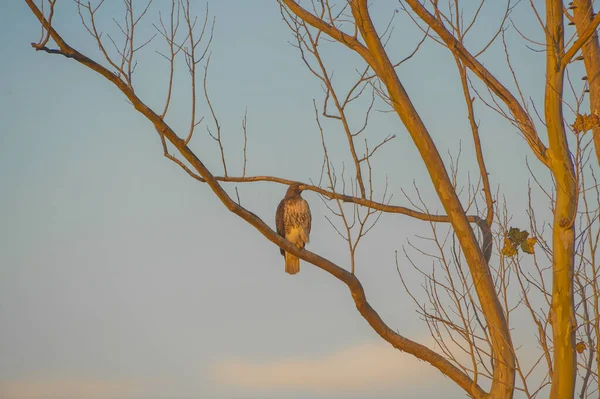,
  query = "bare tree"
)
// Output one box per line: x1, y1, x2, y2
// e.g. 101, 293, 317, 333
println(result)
22, 1, 600, 398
